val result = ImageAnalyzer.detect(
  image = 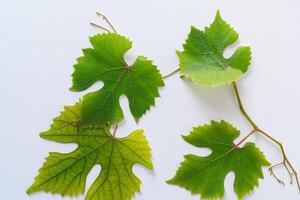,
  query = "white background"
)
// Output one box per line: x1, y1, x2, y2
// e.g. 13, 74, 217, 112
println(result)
1, 0, 300, 199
